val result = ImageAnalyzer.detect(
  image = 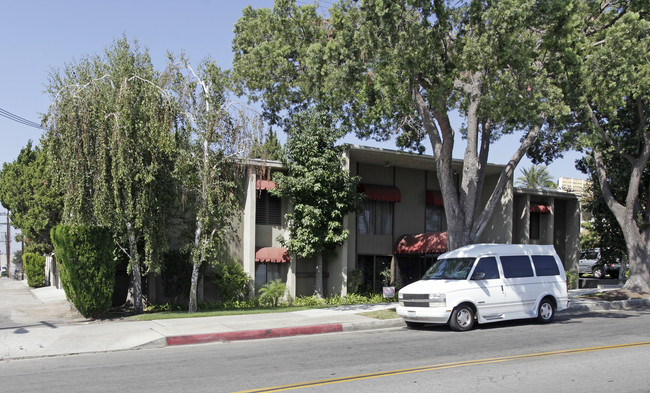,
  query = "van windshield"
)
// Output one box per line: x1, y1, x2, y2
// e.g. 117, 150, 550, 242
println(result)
423, 258, 476, 280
